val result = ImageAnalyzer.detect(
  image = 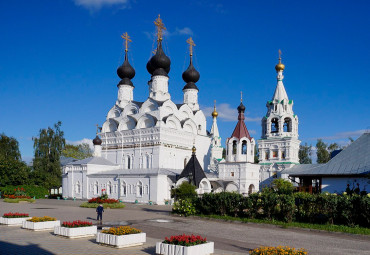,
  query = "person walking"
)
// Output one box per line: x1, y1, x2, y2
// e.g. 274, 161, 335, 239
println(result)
96, 204, 104, 224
